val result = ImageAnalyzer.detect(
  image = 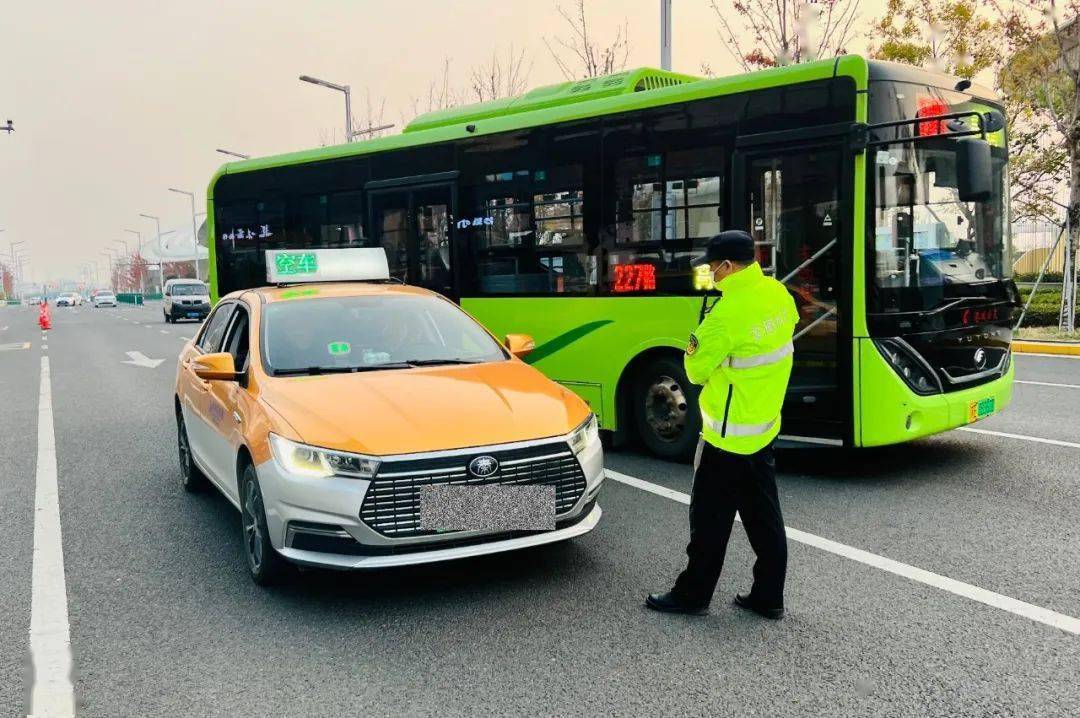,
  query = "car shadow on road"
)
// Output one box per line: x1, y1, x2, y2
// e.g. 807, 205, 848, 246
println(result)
190, 484, 600, 610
